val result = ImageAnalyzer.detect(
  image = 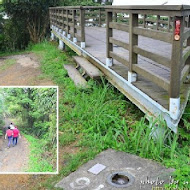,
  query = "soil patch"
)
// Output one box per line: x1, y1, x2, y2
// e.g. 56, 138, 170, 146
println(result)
0, 53, 54, 86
